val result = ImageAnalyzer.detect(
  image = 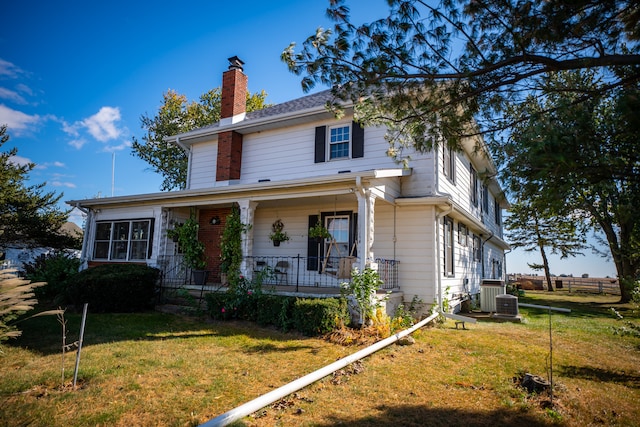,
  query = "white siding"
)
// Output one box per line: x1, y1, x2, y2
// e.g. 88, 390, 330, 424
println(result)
388, 204, 437, 305
240, 120, 401, 184
189, 141, 217, 189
